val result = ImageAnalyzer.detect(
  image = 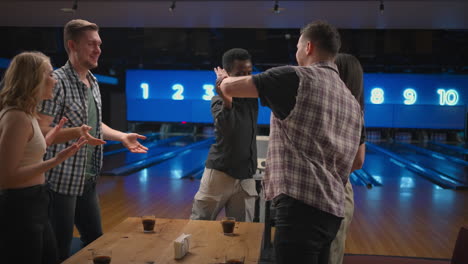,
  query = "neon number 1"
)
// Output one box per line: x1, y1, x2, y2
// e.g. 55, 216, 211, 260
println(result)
202, 84, 215, 101
403, 88, 417, 105
140, 83, 149, 99
370, 88, 384, 104
172, 84, 184, 100
437, 89, 458, 106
